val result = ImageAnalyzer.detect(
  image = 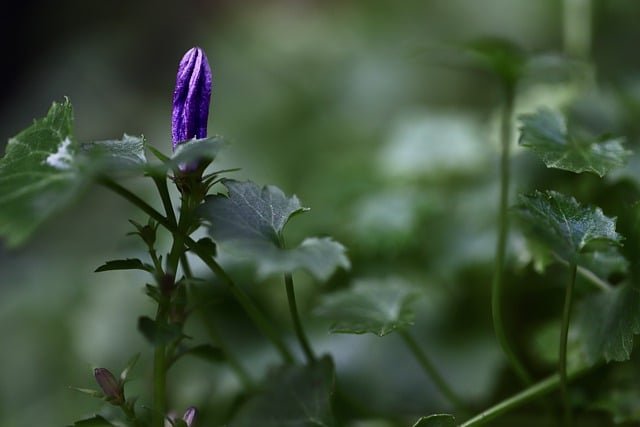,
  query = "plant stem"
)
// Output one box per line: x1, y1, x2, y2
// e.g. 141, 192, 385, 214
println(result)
459, 365, 591, 427
152, 301, 168, 427
284, 272, 316, 364
491, 85, 532, 385
99, 178, 294, 364
563, 0, 592, 60
399, 330, 466, 411
559, 262, 578, 427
